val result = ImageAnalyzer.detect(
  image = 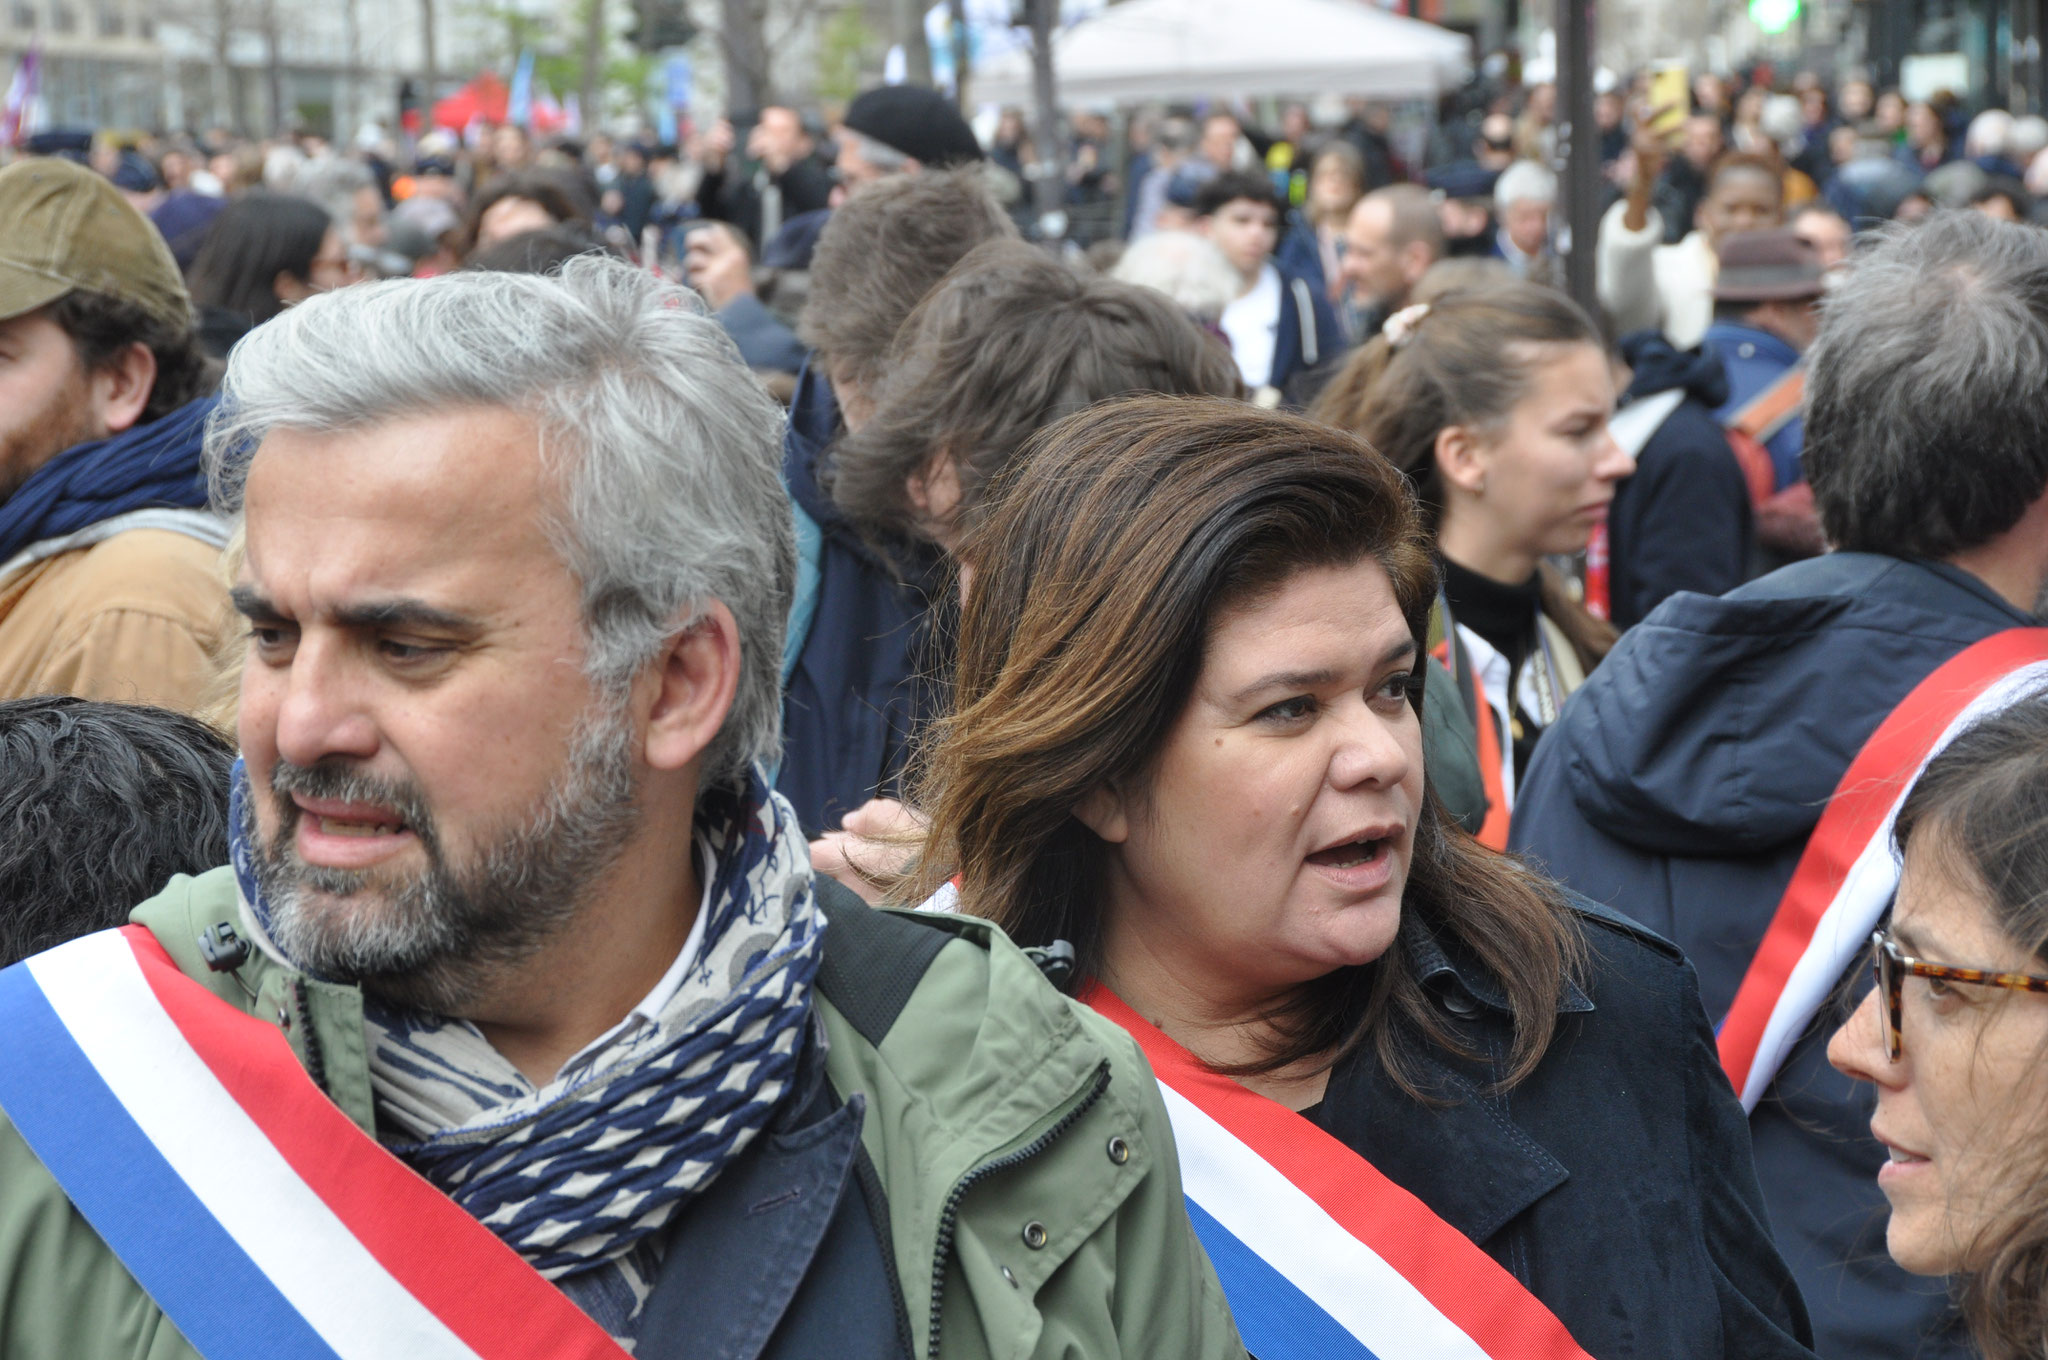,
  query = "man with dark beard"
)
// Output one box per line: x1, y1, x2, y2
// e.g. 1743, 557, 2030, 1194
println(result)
0, 156, 225, 712
0, 256, 1240, 1360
